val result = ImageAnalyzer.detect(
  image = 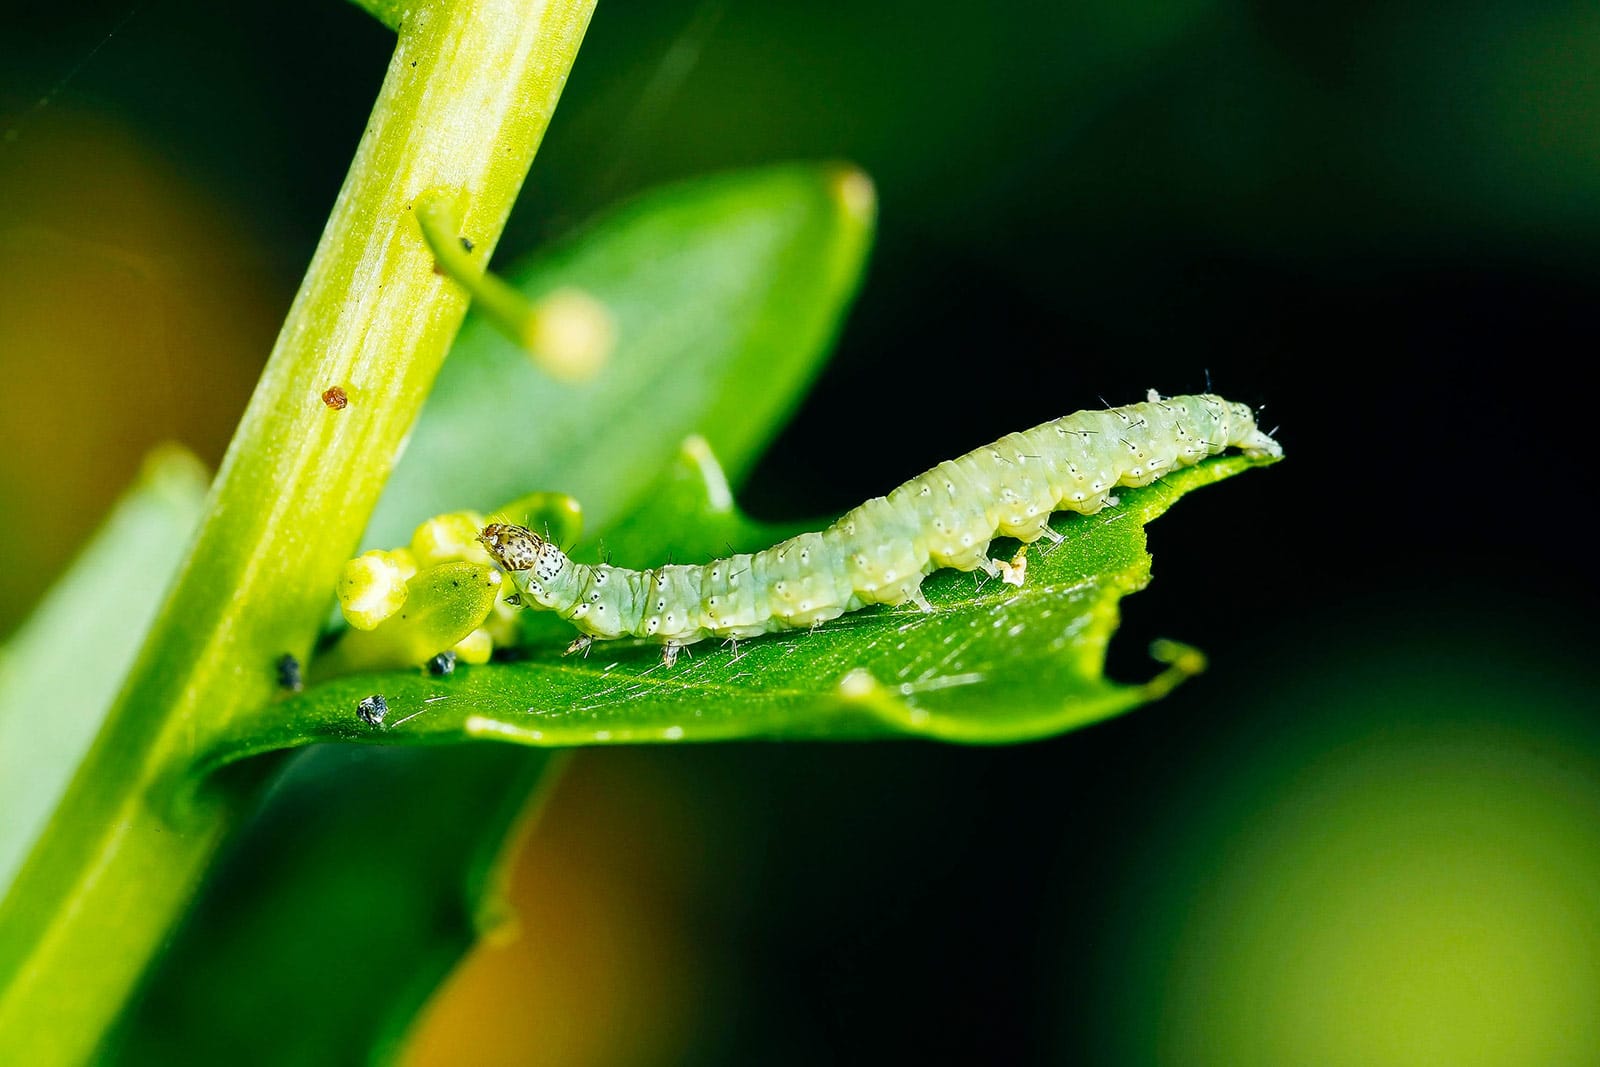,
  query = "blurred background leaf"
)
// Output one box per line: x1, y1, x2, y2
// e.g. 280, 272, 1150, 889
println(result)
1069, 618, 1600, 1067
5, 0, 1598, 1063
0, 447, 207, 891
